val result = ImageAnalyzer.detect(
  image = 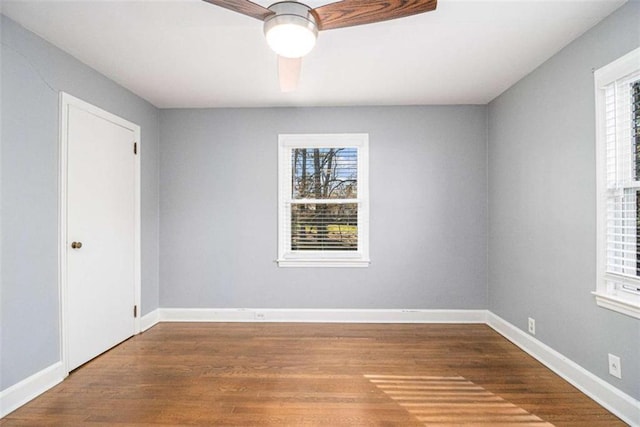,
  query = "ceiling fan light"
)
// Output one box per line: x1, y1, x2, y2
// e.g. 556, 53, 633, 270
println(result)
265, 22, 316, 58
264, 2, 318, 59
